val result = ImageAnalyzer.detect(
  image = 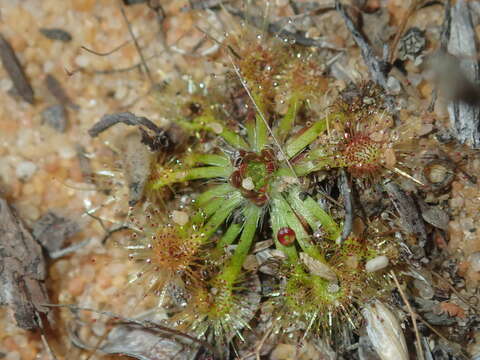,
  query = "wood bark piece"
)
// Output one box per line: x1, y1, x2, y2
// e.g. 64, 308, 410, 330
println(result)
0, 198, 49, 330
446, 0, 480, 148
384, 181, 427, 247
32, 211, 81, 254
